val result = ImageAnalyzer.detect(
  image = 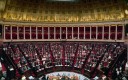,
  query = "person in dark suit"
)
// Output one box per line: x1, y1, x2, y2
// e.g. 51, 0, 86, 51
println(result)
6, 65, 15, 80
